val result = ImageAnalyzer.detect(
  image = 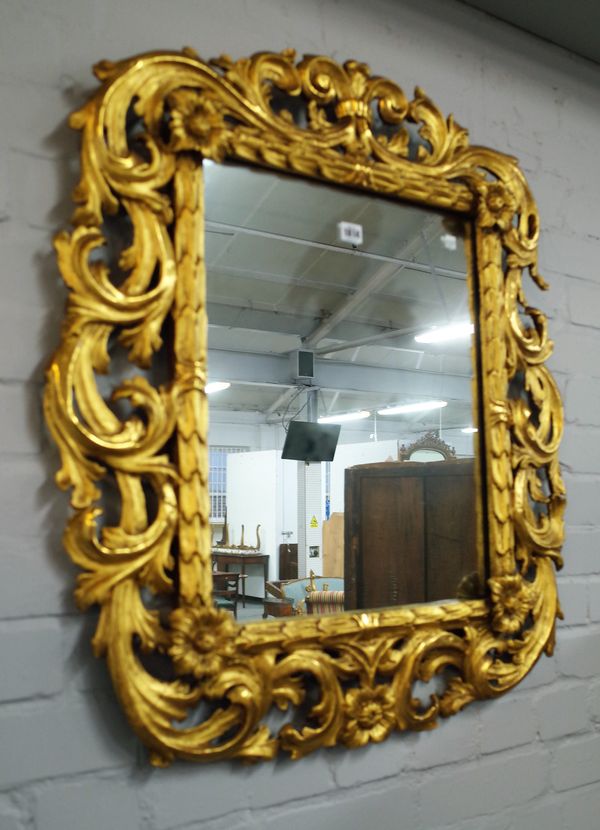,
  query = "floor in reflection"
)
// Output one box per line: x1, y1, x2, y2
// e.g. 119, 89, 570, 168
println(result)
236, 598, 267, 622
